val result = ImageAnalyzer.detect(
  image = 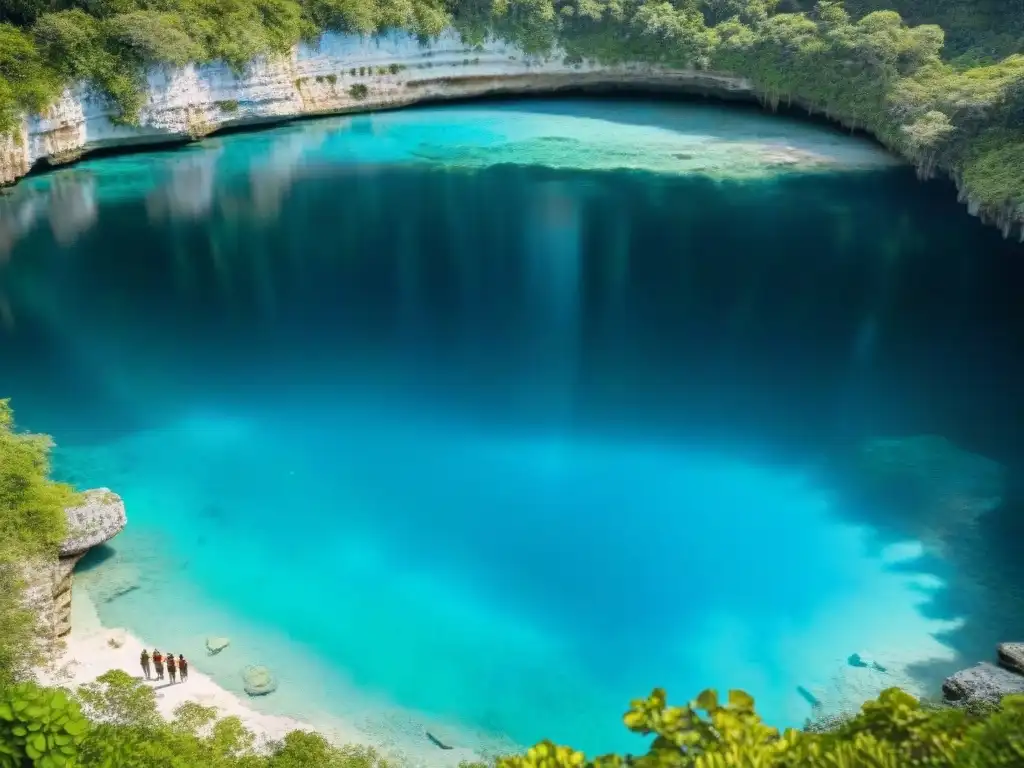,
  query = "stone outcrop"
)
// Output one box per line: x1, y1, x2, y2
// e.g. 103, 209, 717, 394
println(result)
997, 642, 1024, 676
23, 489, 127, 639
942, 662, 1024, 707
943, 643, 1024, 708
0, 29, 752, 191
61, 489, 127, 557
